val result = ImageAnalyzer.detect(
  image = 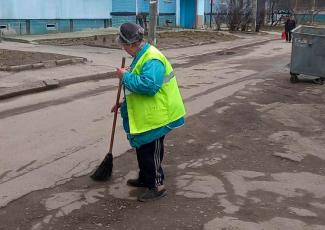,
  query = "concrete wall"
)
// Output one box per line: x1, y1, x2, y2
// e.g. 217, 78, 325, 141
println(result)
0, 19, 111, 35
159, 0, 176, 13
112, 0, 176, 27
0, 0, 237, 34
0, 0, 112, 19
197, 0, 205, 27
0, 0, 112, 35
112, 0, 136, 13
158, 0, 176, 27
